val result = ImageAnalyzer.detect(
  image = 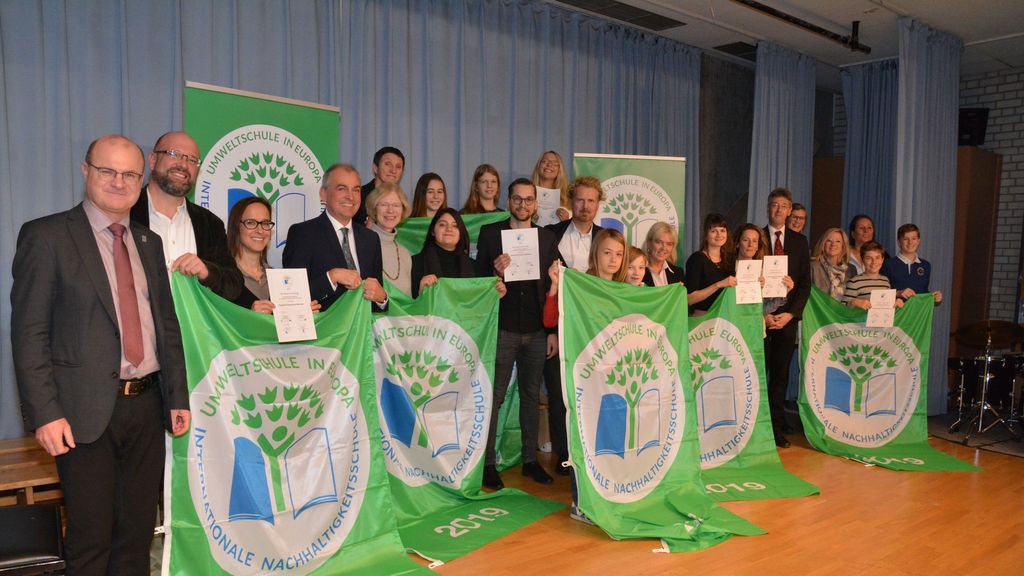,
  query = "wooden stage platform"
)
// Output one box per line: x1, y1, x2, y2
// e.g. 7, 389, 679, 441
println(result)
433, 436, 1023, 576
